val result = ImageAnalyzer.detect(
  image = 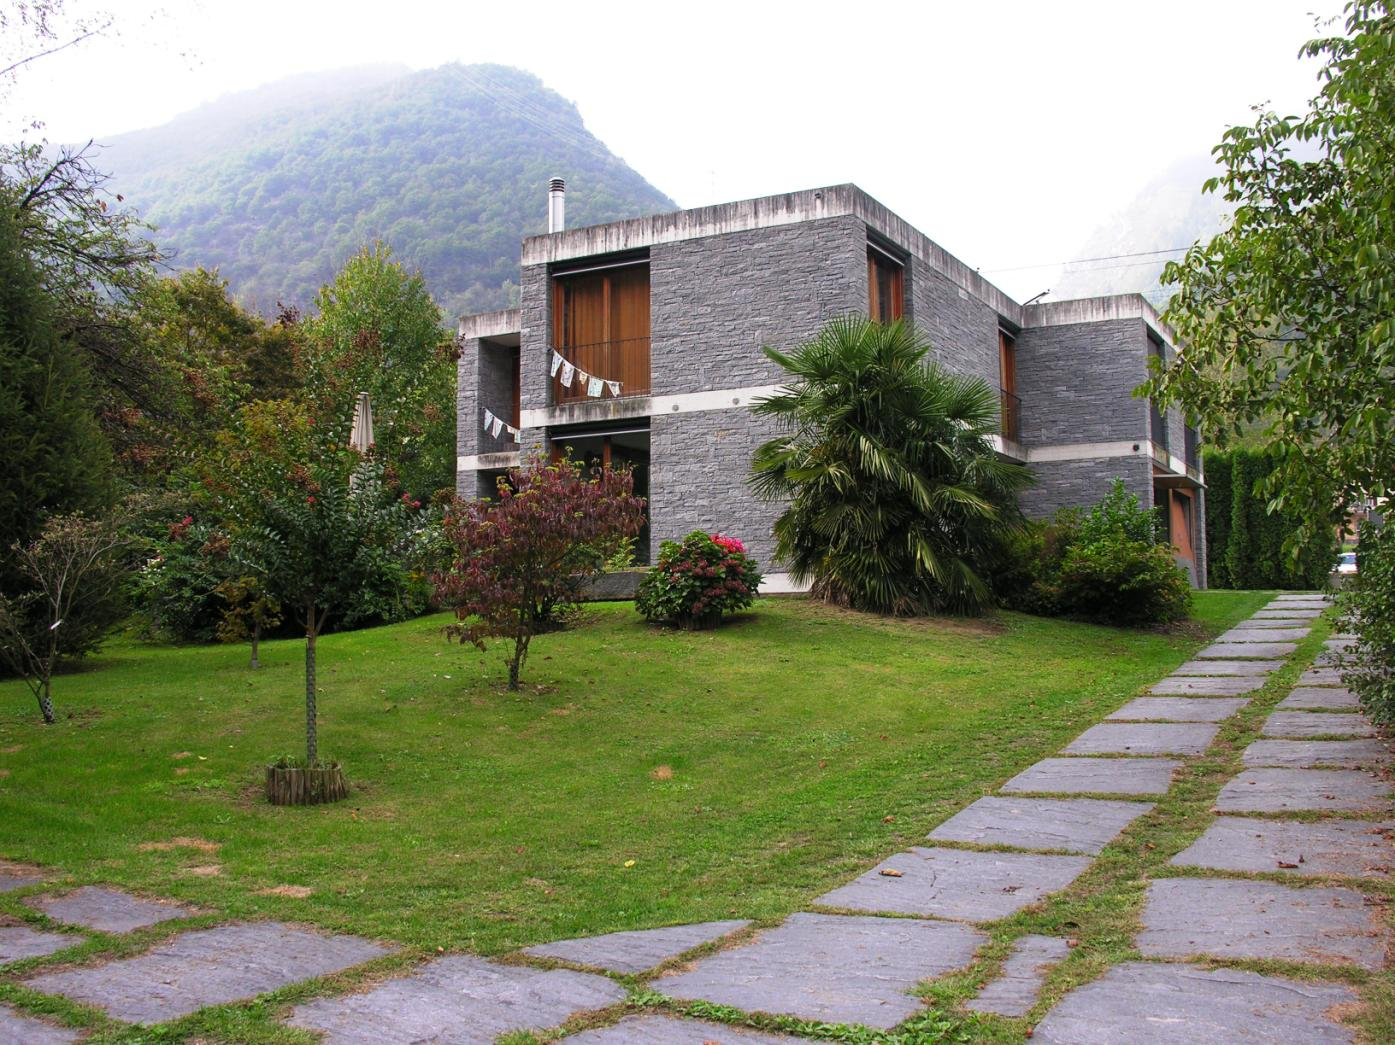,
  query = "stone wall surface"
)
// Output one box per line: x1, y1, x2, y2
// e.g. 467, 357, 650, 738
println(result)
649, 408, 786, 568
1014, 319, 1148, 447
649, 216, 867, 395
1023, 457, 1153, 520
